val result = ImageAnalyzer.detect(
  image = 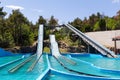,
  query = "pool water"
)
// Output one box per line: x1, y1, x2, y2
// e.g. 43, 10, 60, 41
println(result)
0, 56, 22, 65
71, 54, 120, 71
48, 54, 120, 79
0, 54, 47, 80
0, 53, 120, 80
